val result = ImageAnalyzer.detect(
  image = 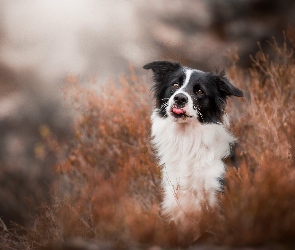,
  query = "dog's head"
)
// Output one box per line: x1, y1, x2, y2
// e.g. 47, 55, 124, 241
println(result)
143, 60, 243, 124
